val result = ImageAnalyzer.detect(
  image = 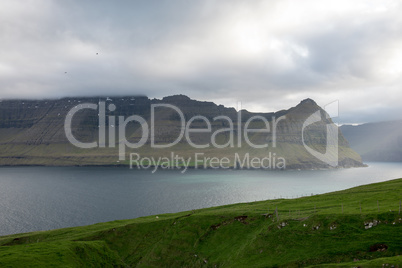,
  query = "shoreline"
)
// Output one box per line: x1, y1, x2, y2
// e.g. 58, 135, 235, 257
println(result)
0, 162, 369, 170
